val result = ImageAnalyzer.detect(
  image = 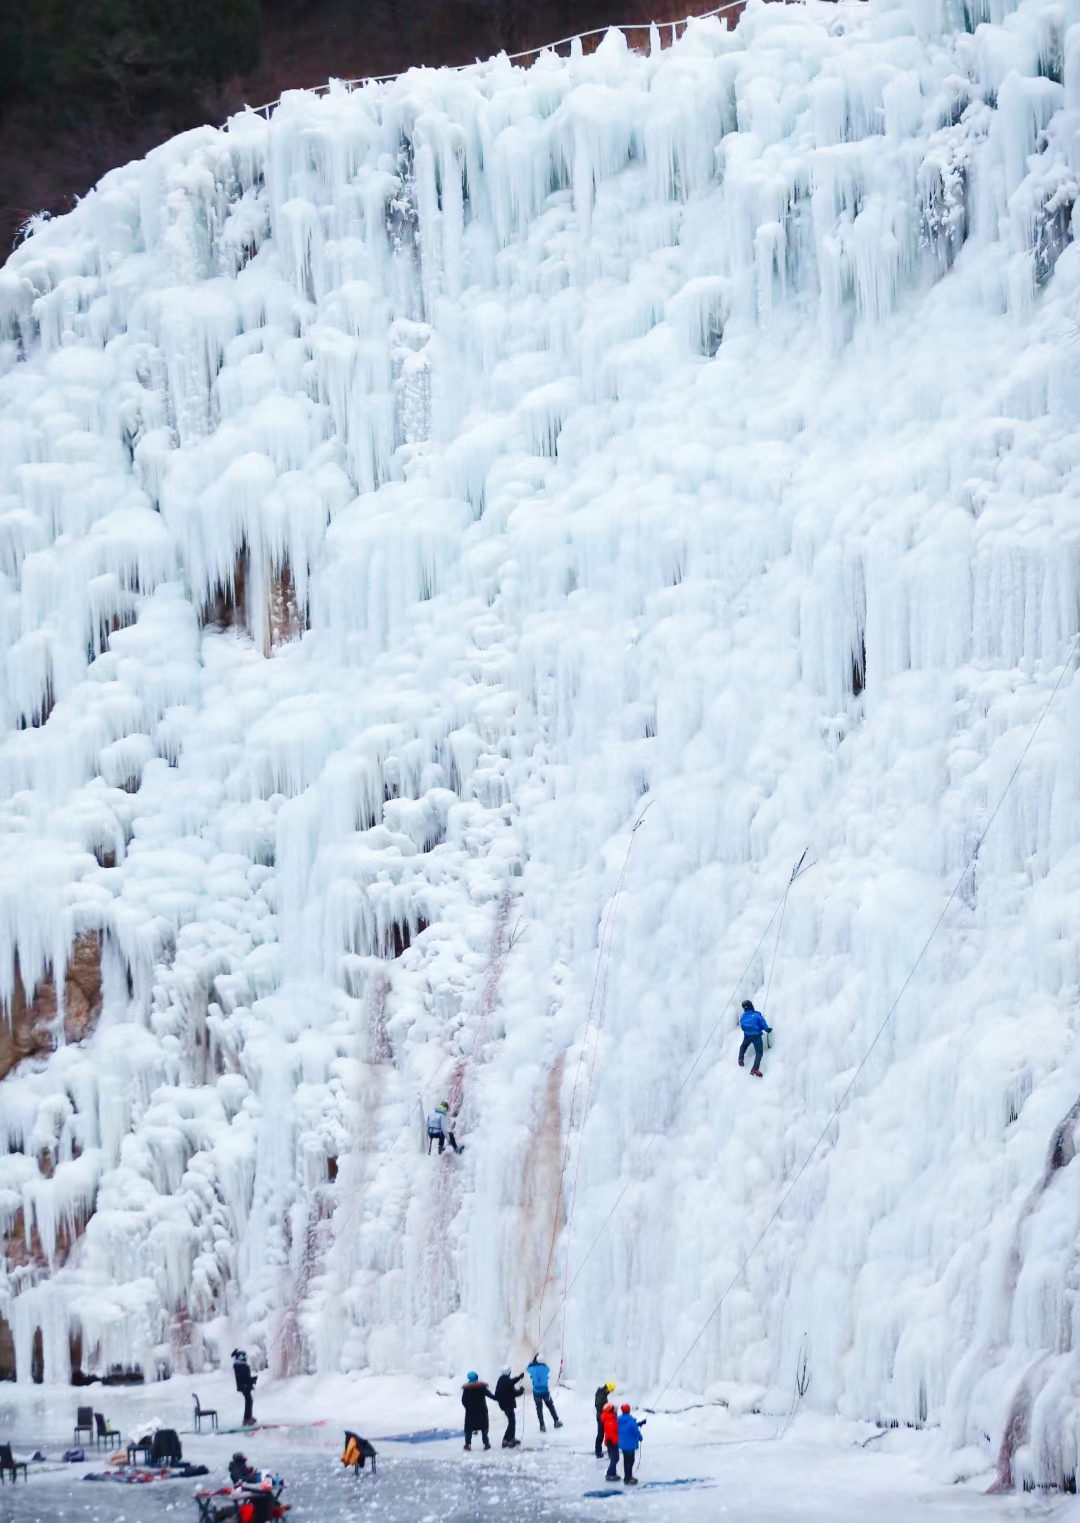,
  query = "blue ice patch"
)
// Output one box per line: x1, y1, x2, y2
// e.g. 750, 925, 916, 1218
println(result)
376, 1428, 460, 1443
